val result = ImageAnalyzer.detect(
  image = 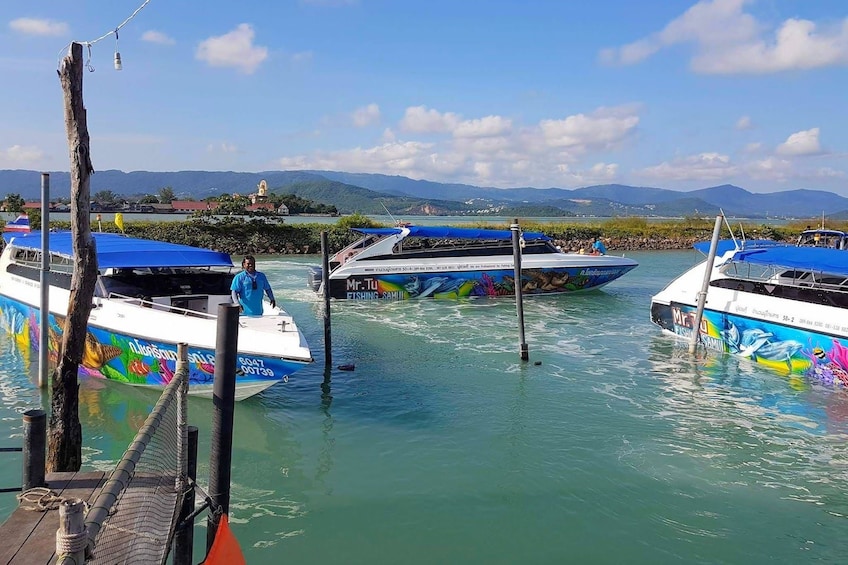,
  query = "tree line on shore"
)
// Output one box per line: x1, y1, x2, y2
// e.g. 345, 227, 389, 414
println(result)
38, 213, 830, 256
